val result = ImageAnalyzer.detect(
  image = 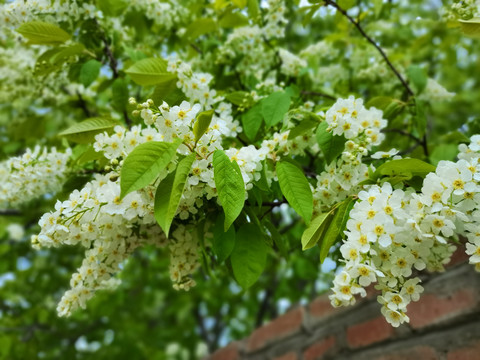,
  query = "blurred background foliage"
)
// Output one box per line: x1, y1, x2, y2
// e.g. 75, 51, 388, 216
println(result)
0, 0, 479, 358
